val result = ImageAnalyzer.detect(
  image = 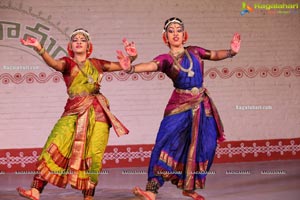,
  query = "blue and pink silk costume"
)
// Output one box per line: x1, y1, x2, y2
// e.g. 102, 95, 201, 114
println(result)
148, 46, 225, 191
